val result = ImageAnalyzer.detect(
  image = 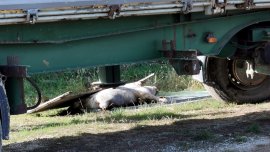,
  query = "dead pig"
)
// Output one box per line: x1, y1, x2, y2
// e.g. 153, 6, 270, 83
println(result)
68, 74, 167, 113
85, 85, 160, 110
